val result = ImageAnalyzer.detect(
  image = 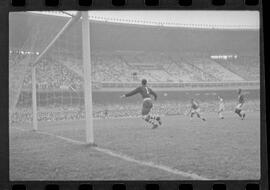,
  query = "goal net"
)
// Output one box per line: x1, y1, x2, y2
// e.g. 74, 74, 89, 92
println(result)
9, 12, 94, 143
